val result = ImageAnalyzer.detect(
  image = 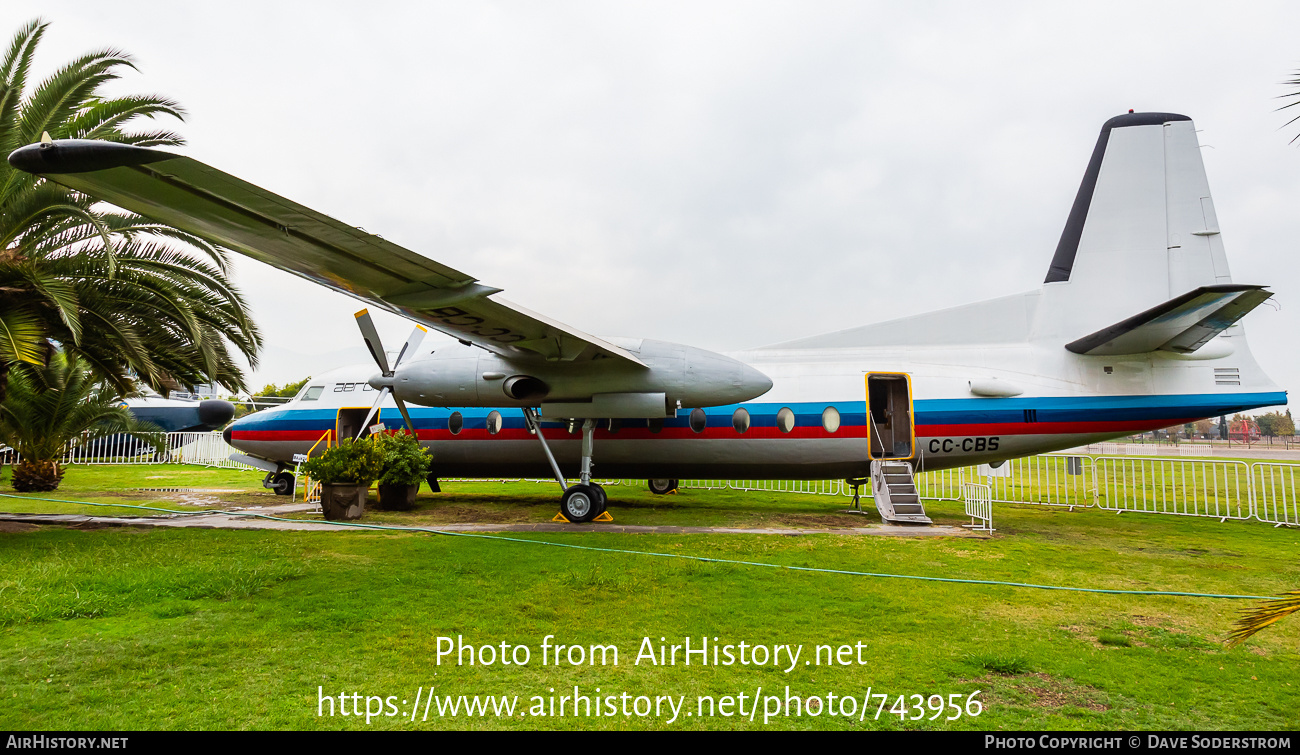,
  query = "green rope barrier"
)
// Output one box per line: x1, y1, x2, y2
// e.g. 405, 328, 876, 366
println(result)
0, 492, 1274, 600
